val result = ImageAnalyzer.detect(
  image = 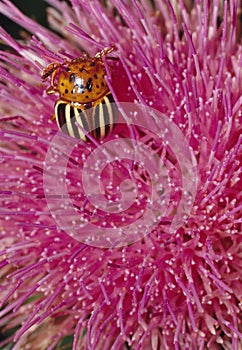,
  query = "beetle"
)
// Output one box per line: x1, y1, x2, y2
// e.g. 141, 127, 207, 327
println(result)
42, 47, 118, 141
